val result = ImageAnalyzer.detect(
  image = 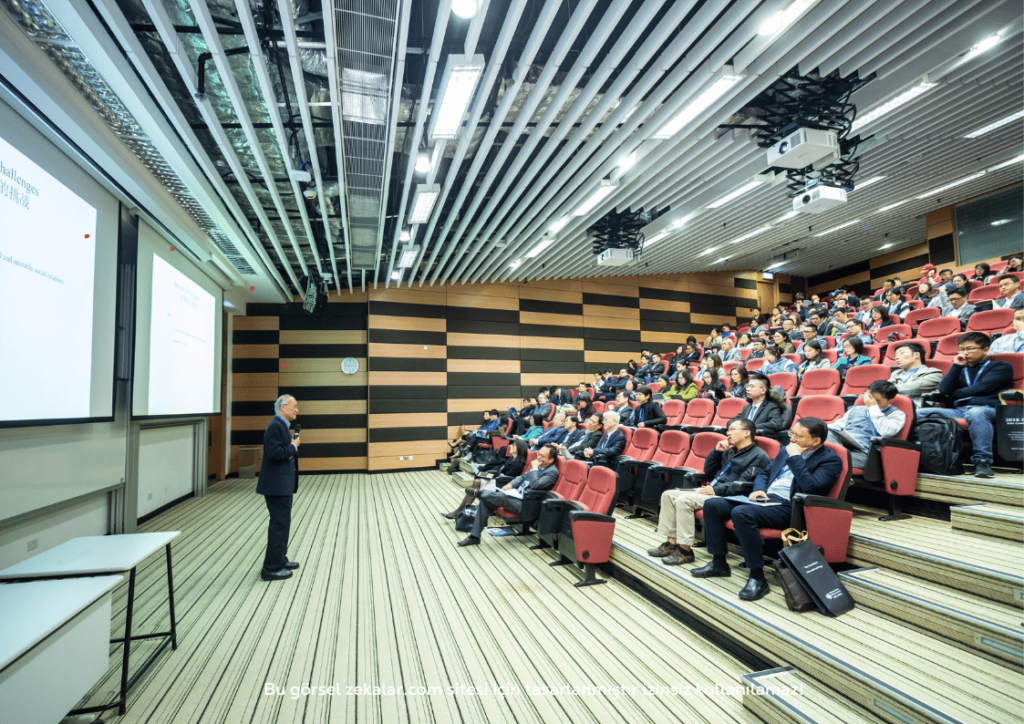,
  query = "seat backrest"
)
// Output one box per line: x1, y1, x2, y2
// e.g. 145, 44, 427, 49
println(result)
822, 348, 838, 364
820, 336, 836, 349
593, 400, 606, 415
682, 398, 715, 427
839, 364, 891, 396
648, 382, 661, 394
876, 324, 912, 345
968, 285, 1003, 302
862, 344, 881, 364
723, 361, 740, 376
661, 399, 686, 425
569, 388, 578, 400
710, 397, 747, 426
754, 436, 780, 459
768, 372, 798, 398
681, 432, 725, 469
907, 299, 924, 310
623, 427, 659, 462
966, 308, 1014, 334
783, 353, 801, 365
542, 420, 552, 430
990, 260, 1008, 273
928, 358, 953, 379
905, 306, 940, 327
525, 449, 537, 468
989, 353, 1024, 389
932, 333, 961, 361
554, 459, 589, 501
793, 395, 846, 425
740, 348, 752, 360
852, 394, 914, 442
746, 358, 765, 372
577, 465, 618, 516
617, 425, 633, 453
918, 316, 961, 340
823, 442, 852, 500
798, 368, 841, 397
652, 430, 690, 466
